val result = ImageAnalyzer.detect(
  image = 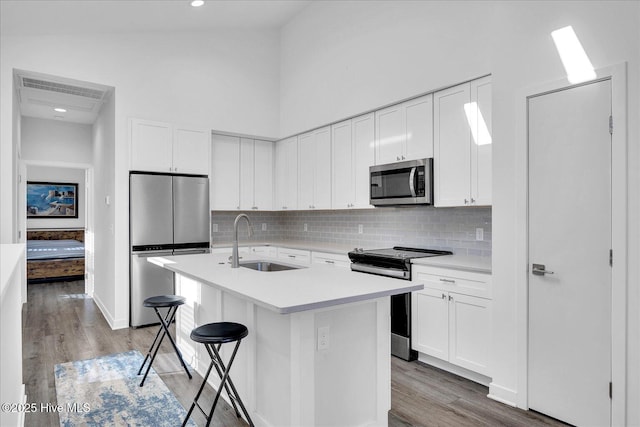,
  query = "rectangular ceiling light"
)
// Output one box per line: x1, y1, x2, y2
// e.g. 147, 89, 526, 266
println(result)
551, 26, 596, 84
